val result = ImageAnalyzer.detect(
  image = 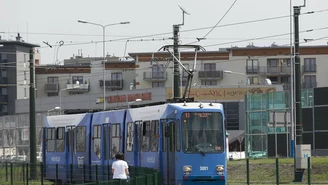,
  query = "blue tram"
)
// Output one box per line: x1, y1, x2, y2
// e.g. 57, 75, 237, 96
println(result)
42, 102, 227, 185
